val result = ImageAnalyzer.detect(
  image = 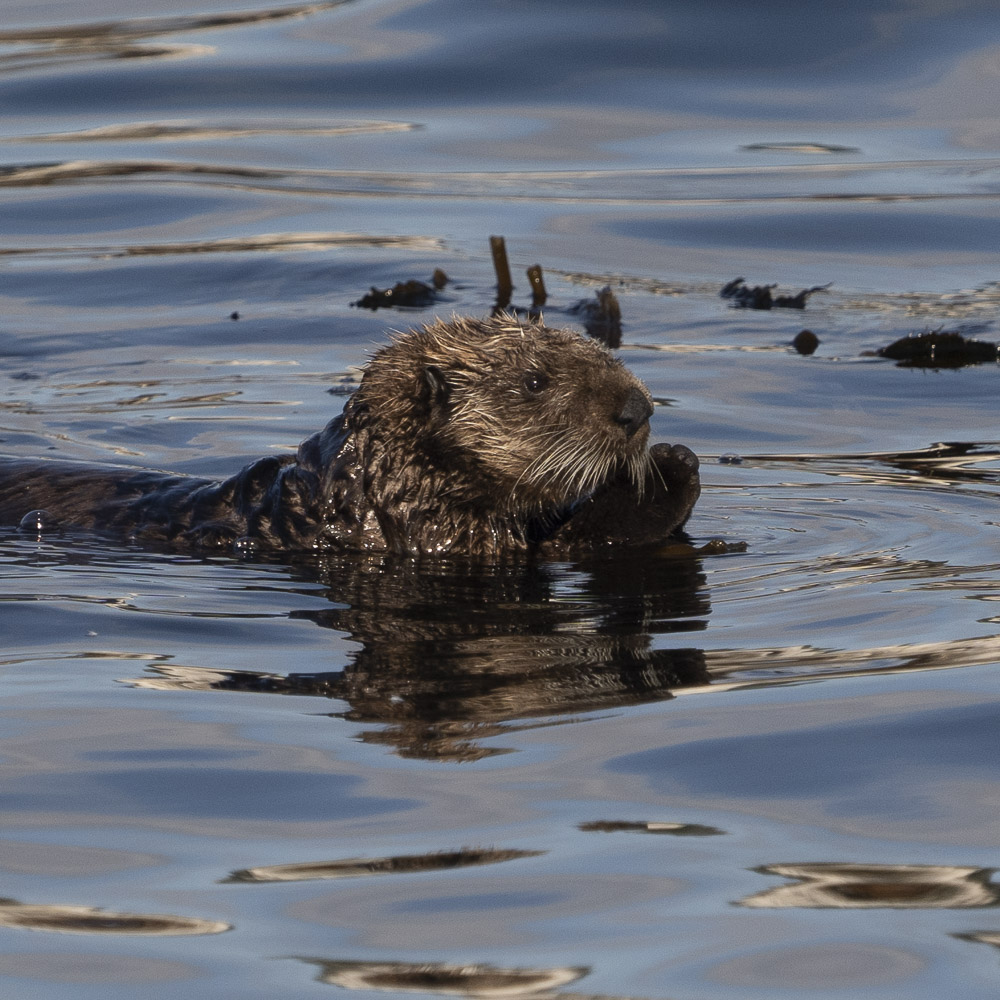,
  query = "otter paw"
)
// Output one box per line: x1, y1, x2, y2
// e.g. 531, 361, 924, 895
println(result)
649, 443, 699, 487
